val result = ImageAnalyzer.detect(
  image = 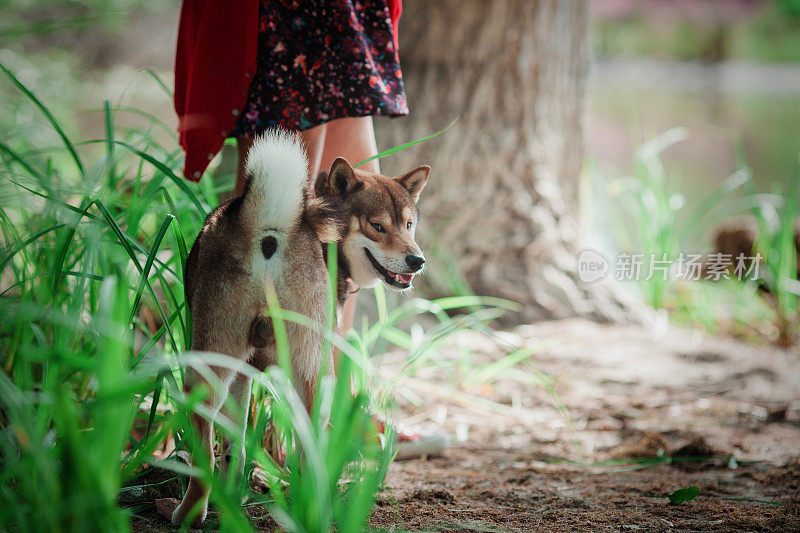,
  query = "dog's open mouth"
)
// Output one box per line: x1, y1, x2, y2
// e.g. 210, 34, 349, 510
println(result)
364, 248, 414, 289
